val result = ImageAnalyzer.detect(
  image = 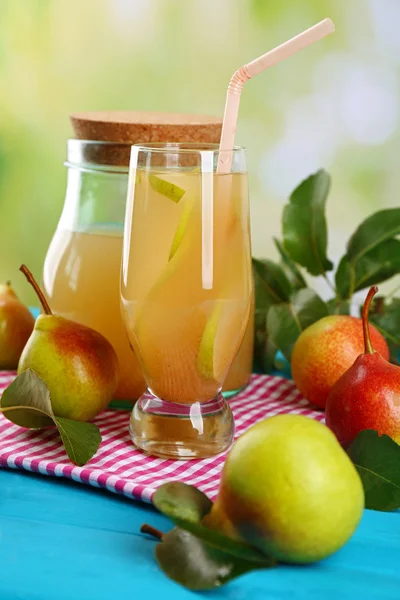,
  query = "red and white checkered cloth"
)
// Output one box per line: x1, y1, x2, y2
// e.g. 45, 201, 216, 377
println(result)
0, 371, 323, 503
